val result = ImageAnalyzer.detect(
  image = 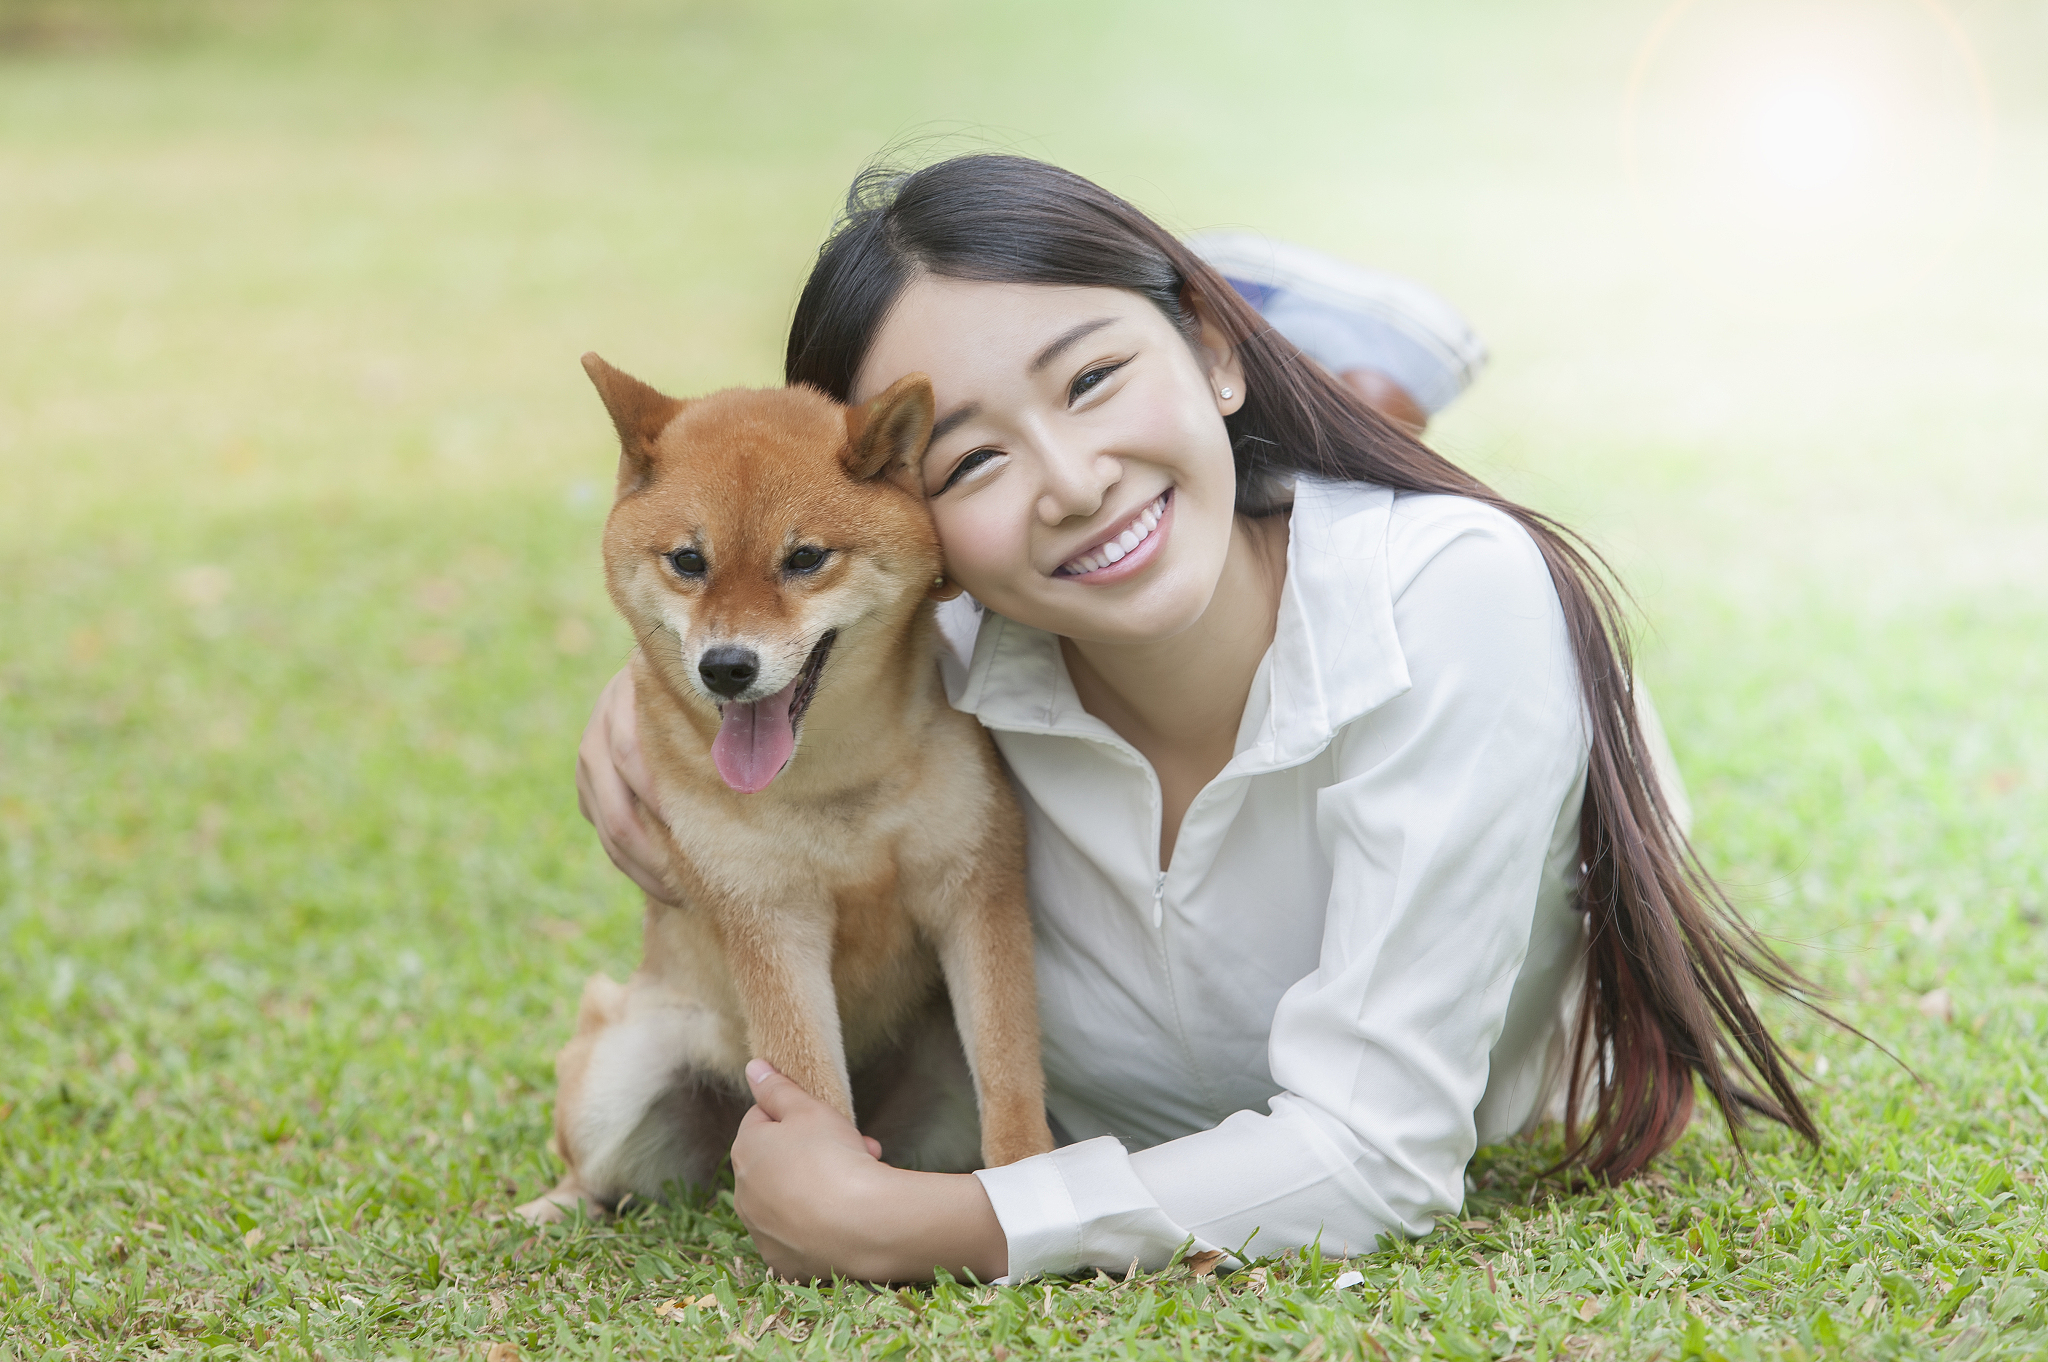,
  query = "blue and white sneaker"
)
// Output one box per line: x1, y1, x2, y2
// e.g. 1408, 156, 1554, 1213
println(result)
1186, 231, 1487, 418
